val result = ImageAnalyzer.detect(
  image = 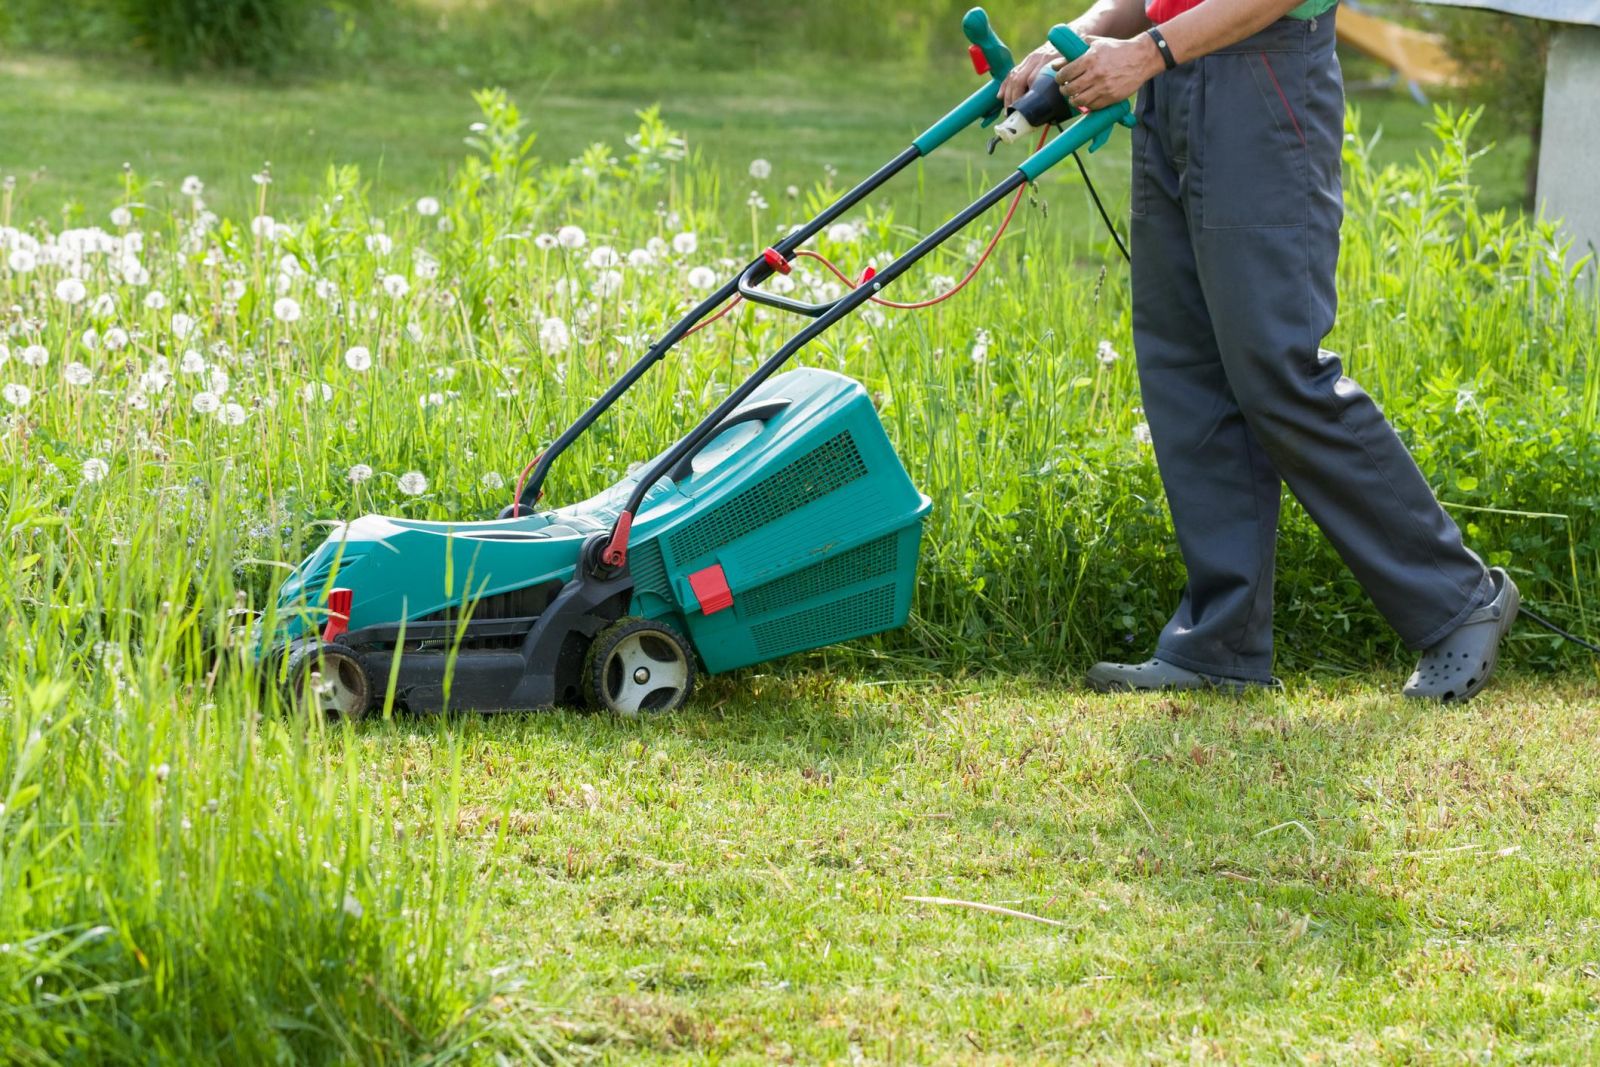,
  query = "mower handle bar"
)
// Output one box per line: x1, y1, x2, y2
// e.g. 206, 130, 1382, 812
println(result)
602, 79, 1137, 571
510, 8, 1016, 512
